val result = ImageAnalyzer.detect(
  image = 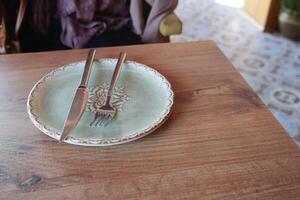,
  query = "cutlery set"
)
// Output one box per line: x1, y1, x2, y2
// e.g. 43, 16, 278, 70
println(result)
60, 49, 127, 142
